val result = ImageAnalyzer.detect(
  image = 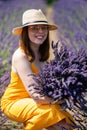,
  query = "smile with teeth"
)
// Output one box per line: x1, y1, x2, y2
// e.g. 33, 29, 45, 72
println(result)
36, 35, 44, 39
